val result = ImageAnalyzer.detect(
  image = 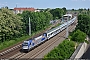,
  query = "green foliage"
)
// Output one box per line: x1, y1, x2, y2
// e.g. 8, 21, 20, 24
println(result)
71, 29, 86, 43
43, 40, 75, 60
0, 9, 53, 50
50, 8, 65, 19
78, 8, 83, 13
85, 40, 89, 44
0, 35, 30, 50
0, 28, 47, 50
76, 14, 90, 36
19, 11, 53, 34
62, 7, 67, 15
0, 8, 23, 42
72, 9, 75, 11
